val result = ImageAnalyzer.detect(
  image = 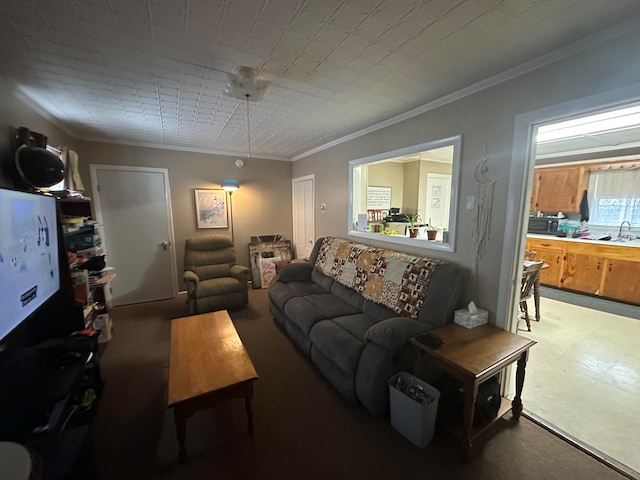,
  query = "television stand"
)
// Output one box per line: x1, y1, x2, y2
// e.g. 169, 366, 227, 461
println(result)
0, 332, 103, 479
